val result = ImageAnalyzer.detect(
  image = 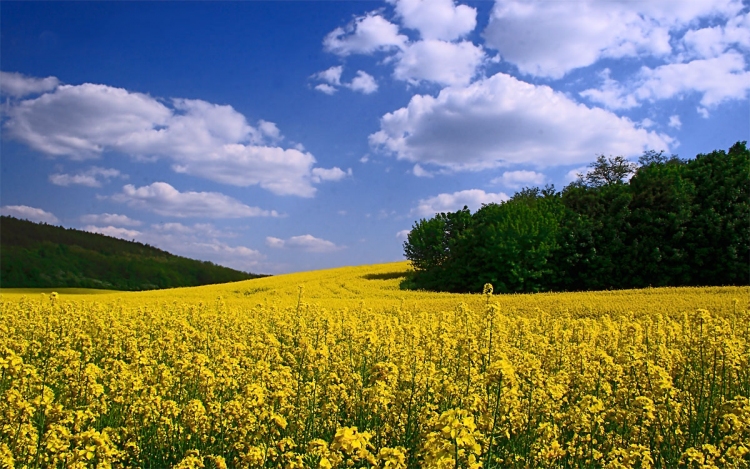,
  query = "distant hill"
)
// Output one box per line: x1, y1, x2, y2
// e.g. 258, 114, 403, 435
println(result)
0, 216, 266, 290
